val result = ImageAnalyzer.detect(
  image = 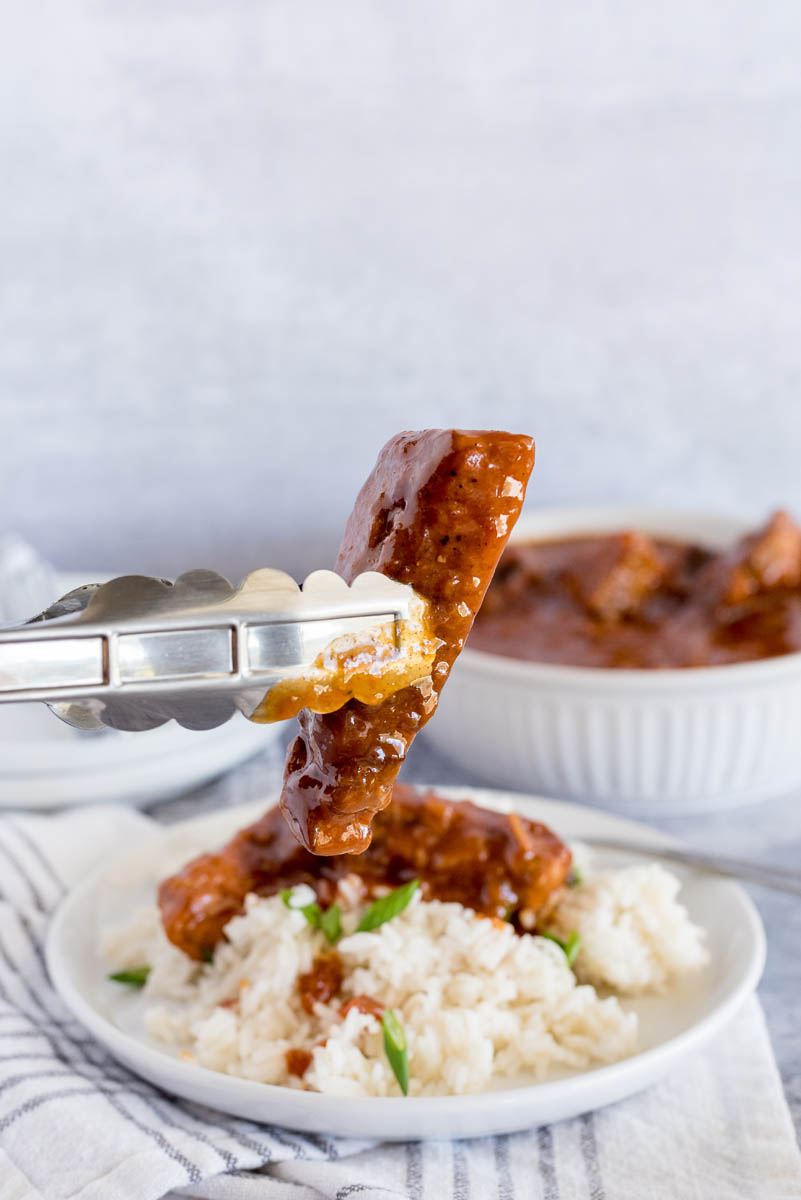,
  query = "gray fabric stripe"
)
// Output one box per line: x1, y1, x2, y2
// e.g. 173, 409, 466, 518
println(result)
0, 1083, 202, 1182
1, 1068, 94, 1094
0, 1000, 118, 1055
0, 944, 133, 1071
145, 1092, 241, 1173
0, 1086, 118, 1131
0, 1069, 182, 1109
537, 1125, 559, 1200
0, 946, 109, 1060
0, 941, 278, 1170
579, 1114, 605, 1200
4, 896, 50, 975
0, 1030, 58, 1040
0, 839, 46, 911
334, 1185, 407, 1199
0, 937, 292, 1175
0, 1053, 61, 1063
0, 1058, 204, 1109
452, 1141, 470, 1200
494, 1135, 514, 1200
406, 1141, 423, 1199
177, 1100, 291, 1163
4, 819, 66, 898
261, 1126, 311, 1159
0, 814, 356, 1185
178, 1102, 280, 1163
0, 925, 201, 1183
305, 1131, 341, 1159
